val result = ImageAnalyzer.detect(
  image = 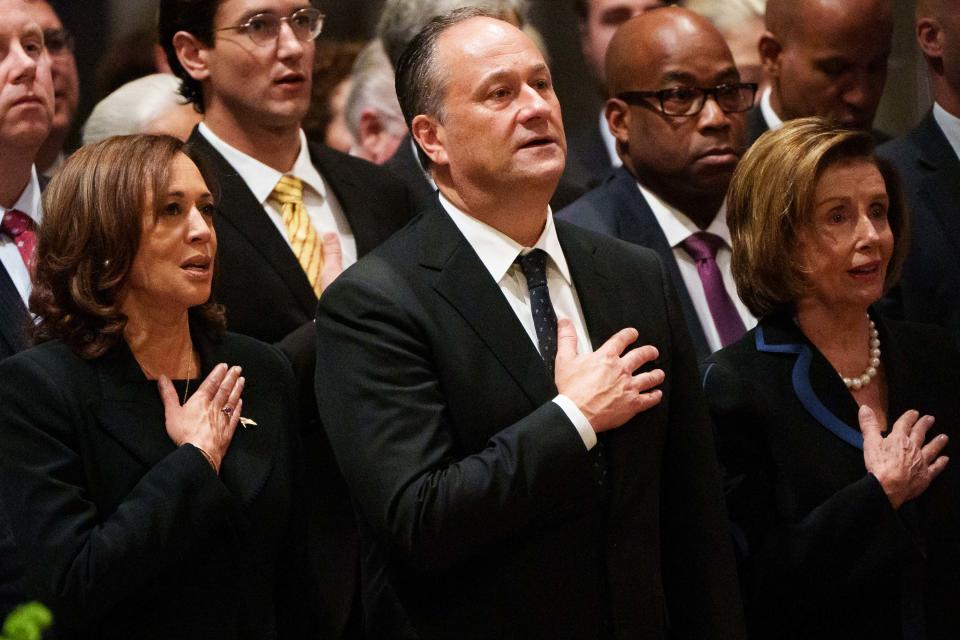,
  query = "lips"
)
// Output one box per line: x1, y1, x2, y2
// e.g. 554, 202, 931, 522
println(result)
848, 261, 881, 277
12, 95, 44, 107
180, 255, 211, 272
274, 72, 306, 86
518, 135, 557, 150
